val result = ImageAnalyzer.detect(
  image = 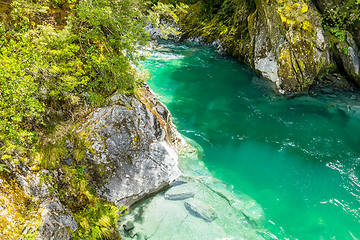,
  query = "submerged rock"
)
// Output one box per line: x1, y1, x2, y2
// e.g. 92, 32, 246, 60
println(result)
123, 221, 135, 231
164, 185, 195, 200
119, 141, 268, 240
75, 84, 186, 208
239, 200, 265, 222
184, 198, 217, 222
